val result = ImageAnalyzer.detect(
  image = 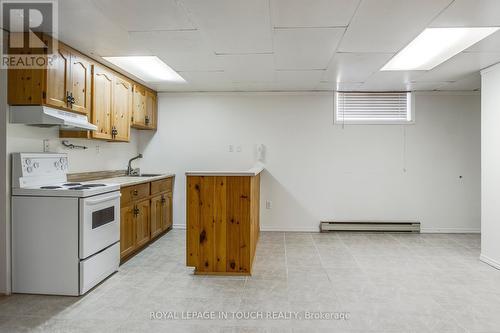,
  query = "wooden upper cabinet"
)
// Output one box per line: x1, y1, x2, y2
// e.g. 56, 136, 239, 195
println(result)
132, 84, 147, 127
91, 65, 113, 140
45, 45, 70, 109
68, 52, 91, 115
112, 76, 132, 142
145, 90, 157, 130
132, 86, 157, 130
8, 38, 92, 116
